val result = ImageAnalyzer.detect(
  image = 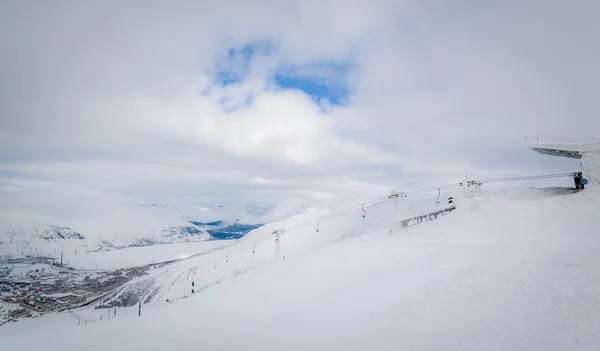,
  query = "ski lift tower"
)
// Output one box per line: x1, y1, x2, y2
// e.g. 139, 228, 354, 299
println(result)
525, 140, 600, 189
